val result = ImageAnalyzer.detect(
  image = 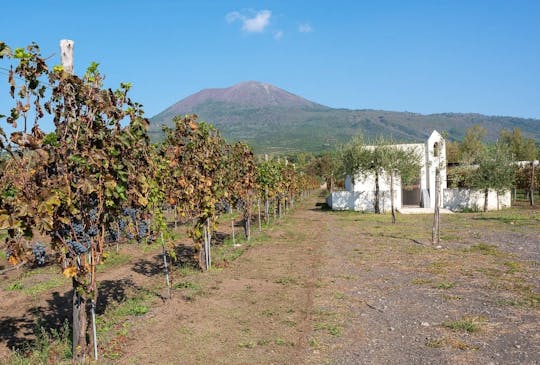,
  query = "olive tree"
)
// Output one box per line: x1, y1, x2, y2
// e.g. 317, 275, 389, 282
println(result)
467, 142, 515, 212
